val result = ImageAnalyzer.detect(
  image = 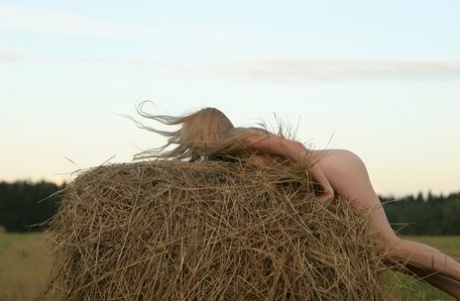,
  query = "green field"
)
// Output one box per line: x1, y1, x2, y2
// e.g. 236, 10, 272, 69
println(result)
0, 233, 53, 301
0, 233, 458, 301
